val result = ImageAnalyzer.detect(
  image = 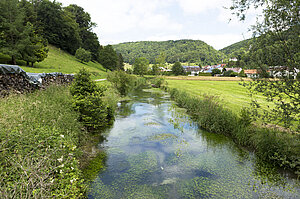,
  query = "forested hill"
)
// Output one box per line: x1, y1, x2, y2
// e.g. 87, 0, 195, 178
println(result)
220, 39, 252, 55
113, 40, 226, 65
